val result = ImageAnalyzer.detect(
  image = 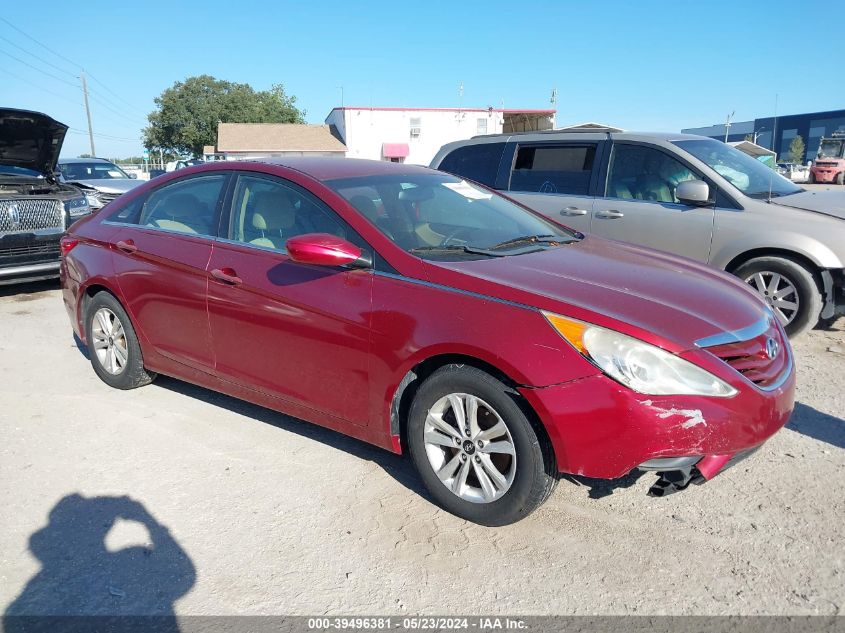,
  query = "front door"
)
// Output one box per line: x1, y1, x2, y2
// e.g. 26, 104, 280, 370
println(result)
108, 172, 228, 371
590, 143, 715, 262
206, 173, 374, 425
